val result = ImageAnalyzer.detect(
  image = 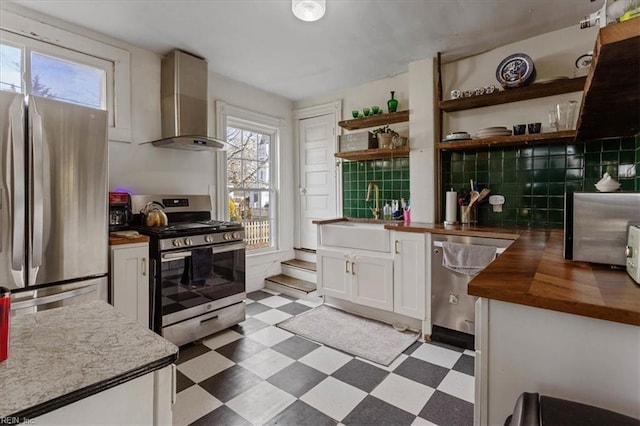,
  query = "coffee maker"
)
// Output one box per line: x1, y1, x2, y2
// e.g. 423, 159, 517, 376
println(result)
108, 192, 132, 231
